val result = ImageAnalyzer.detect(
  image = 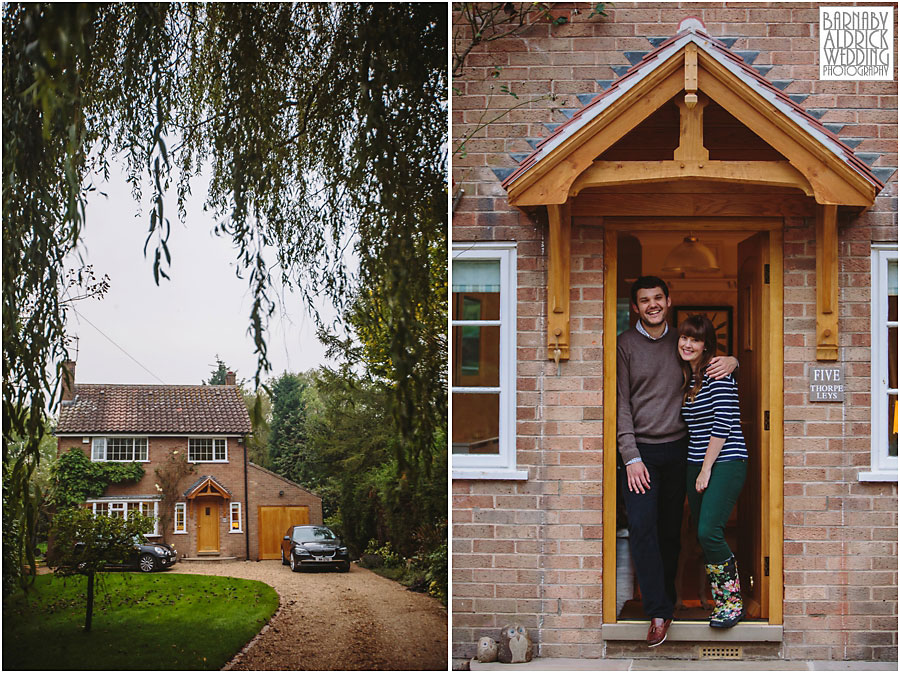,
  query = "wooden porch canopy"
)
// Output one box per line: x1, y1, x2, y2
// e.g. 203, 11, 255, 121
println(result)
183, 475, 231, 500
501, 17, 884, 362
